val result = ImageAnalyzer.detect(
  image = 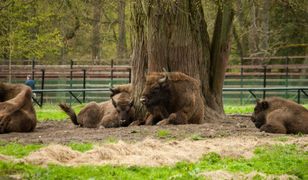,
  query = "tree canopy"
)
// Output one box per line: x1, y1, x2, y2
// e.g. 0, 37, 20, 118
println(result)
0, 0, 307, 64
